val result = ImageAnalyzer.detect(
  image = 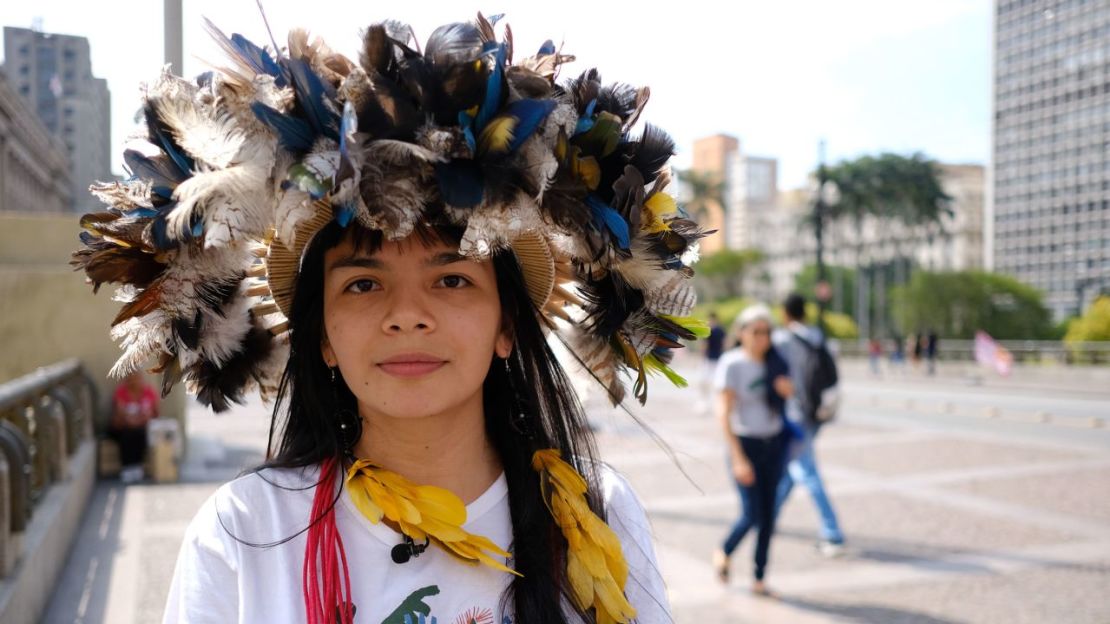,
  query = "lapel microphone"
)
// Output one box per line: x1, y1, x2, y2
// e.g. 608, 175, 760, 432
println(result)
391, 534, 430, 564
